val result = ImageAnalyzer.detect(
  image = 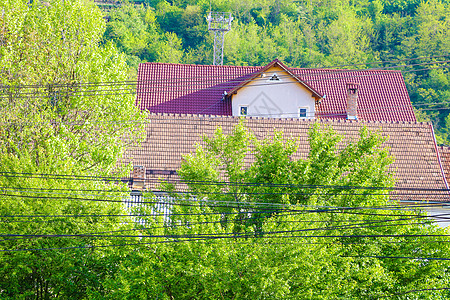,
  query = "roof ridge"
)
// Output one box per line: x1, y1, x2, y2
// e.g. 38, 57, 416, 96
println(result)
292, 67, 402, 73
140, 61, 403, 73
137, 60, 415, 123
314, 118, 430, 126
140, 62, 262, 69
145, 113, 424, 125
